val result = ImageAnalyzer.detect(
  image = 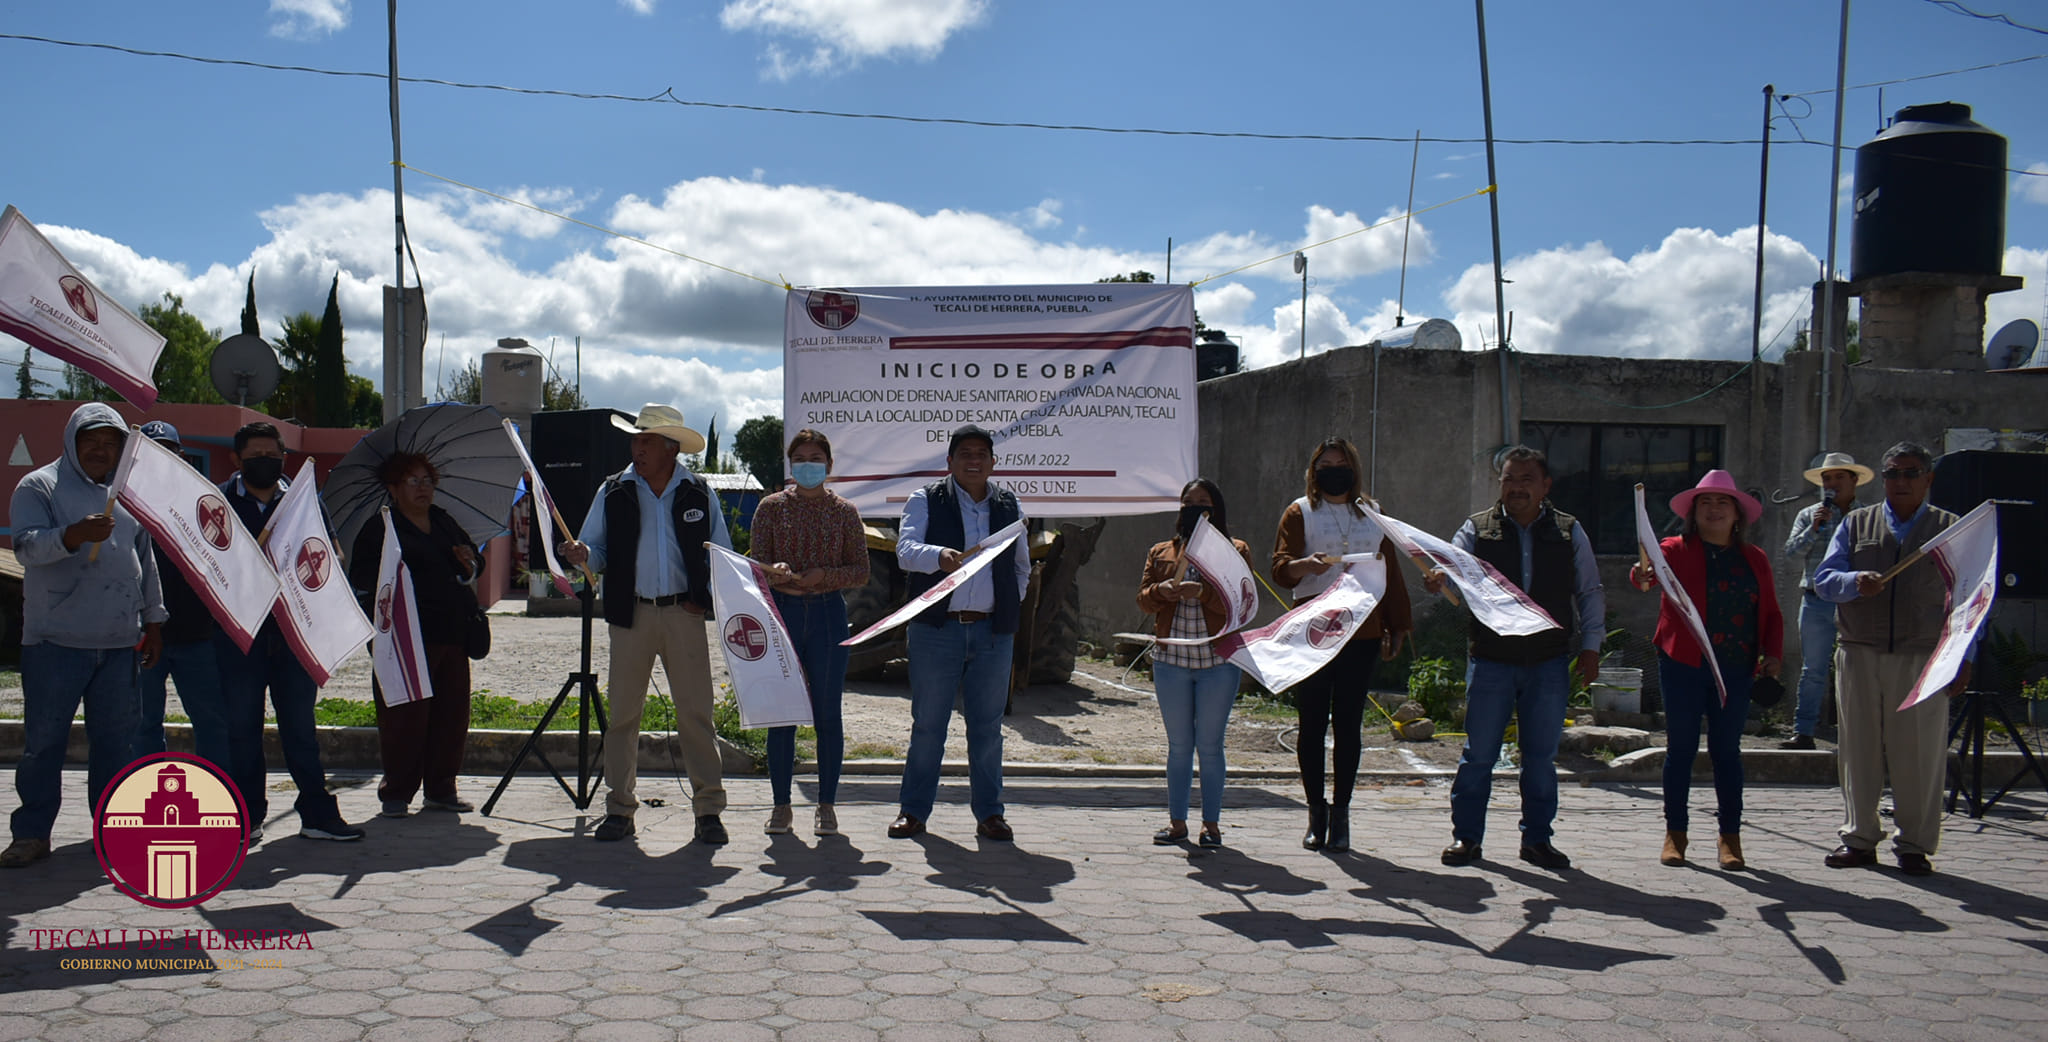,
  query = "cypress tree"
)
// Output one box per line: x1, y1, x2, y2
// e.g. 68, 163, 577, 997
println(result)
240, 268, 260, 337
314, 274, 347, 426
